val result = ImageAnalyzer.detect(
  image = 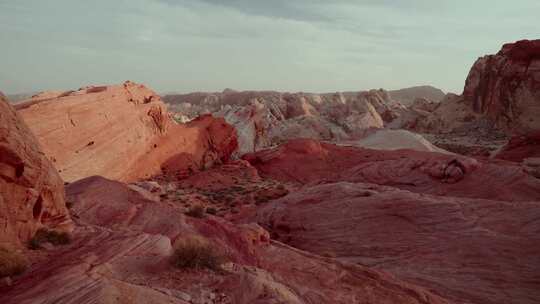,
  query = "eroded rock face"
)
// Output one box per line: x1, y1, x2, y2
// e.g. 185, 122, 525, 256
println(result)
463, 39, 540, 133
403, 40, 539, 142
17, 82, 238, 182
416, 40, 540, 136
255, 182, 540, 304
0, 93, 72, 246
